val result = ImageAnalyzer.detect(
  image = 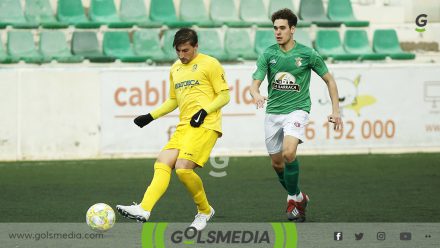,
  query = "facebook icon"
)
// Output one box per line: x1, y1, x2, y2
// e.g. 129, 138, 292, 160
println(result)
334, 232, 343, 241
